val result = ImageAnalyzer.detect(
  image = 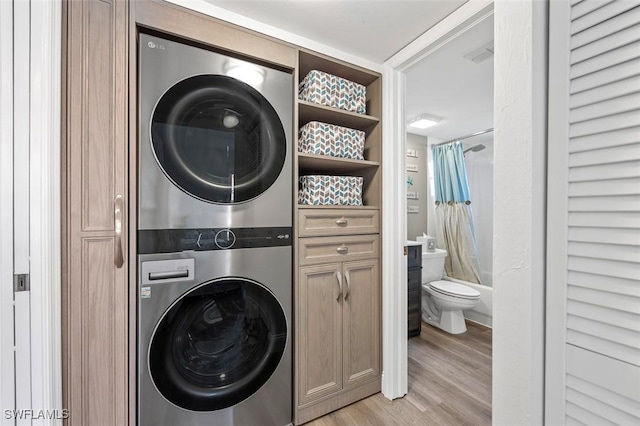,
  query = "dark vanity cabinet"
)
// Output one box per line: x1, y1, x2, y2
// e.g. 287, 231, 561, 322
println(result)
407, 245, 423, 337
